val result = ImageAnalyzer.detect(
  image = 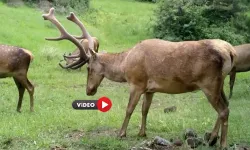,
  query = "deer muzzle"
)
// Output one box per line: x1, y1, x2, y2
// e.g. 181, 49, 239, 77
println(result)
86, 86, 97, 96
